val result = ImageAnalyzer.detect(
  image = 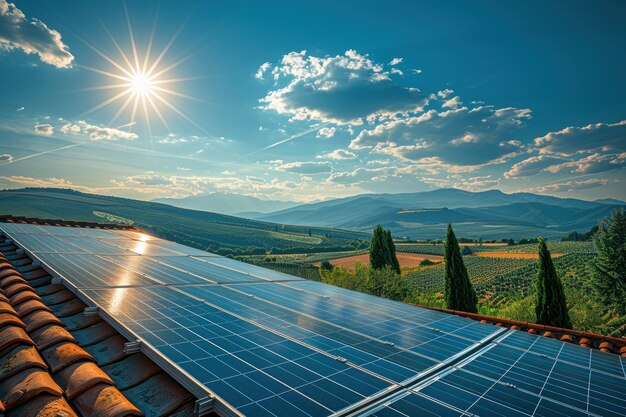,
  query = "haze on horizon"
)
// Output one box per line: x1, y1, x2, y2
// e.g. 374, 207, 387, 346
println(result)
1, 0, 625, 204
